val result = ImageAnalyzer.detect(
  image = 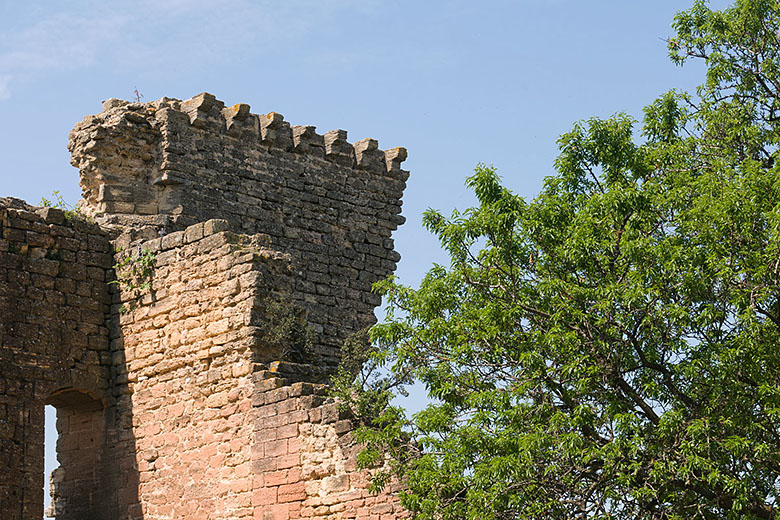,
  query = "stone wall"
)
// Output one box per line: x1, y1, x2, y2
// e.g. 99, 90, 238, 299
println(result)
0, 93, 409, 520
108, 219, 404, 520
0, 200, 113, 520
109, 220, 292, 519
